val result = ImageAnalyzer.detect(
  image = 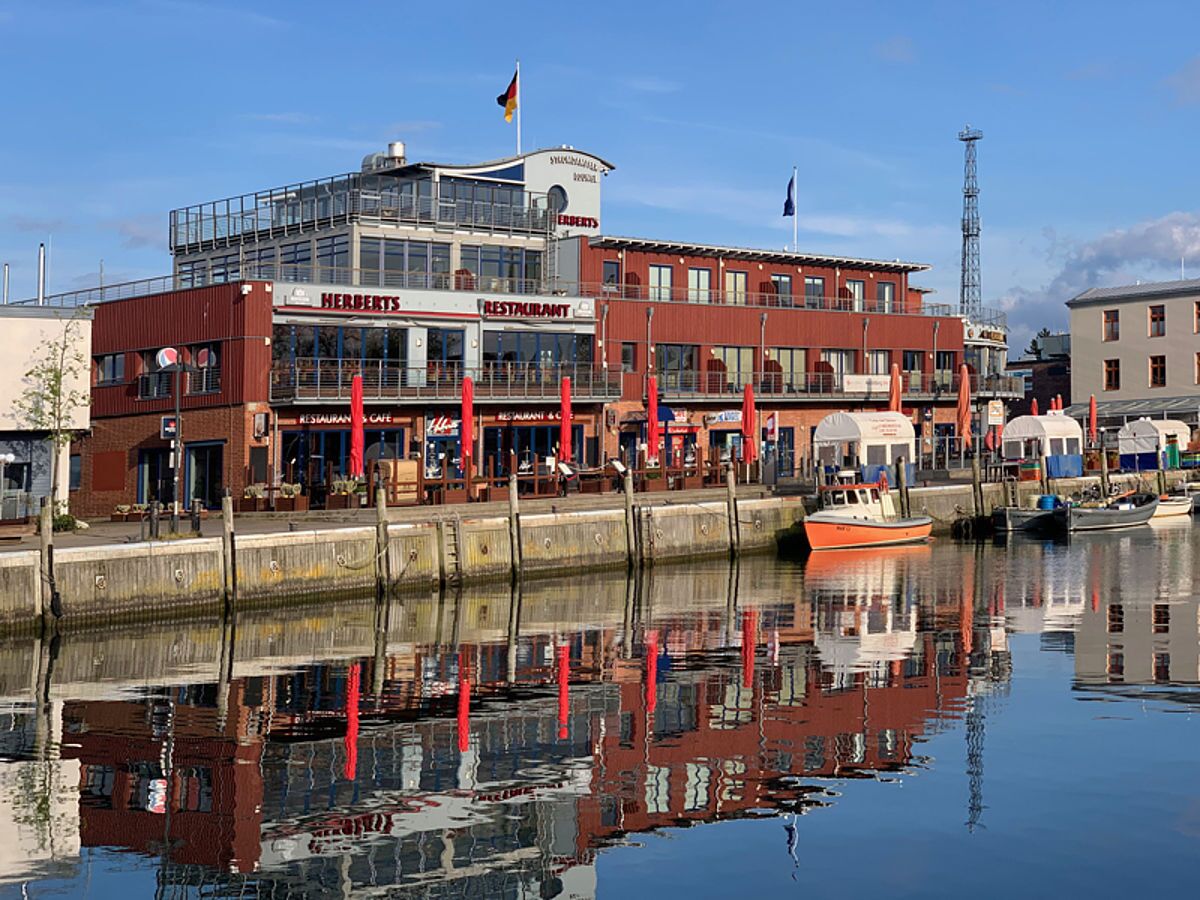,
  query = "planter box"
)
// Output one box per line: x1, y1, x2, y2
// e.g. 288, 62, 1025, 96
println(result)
326, 493, 364, 510
642, 476, 668, 492
441, 487, 470, 505
237, 498, 269, 513
274, 496, 309, 513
